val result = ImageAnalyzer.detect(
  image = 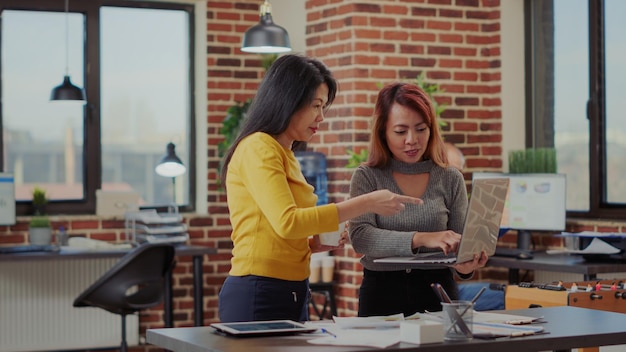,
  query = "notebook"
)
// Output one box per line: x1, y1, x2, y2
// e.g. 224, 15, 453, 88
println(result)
373, 177, 510, 266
